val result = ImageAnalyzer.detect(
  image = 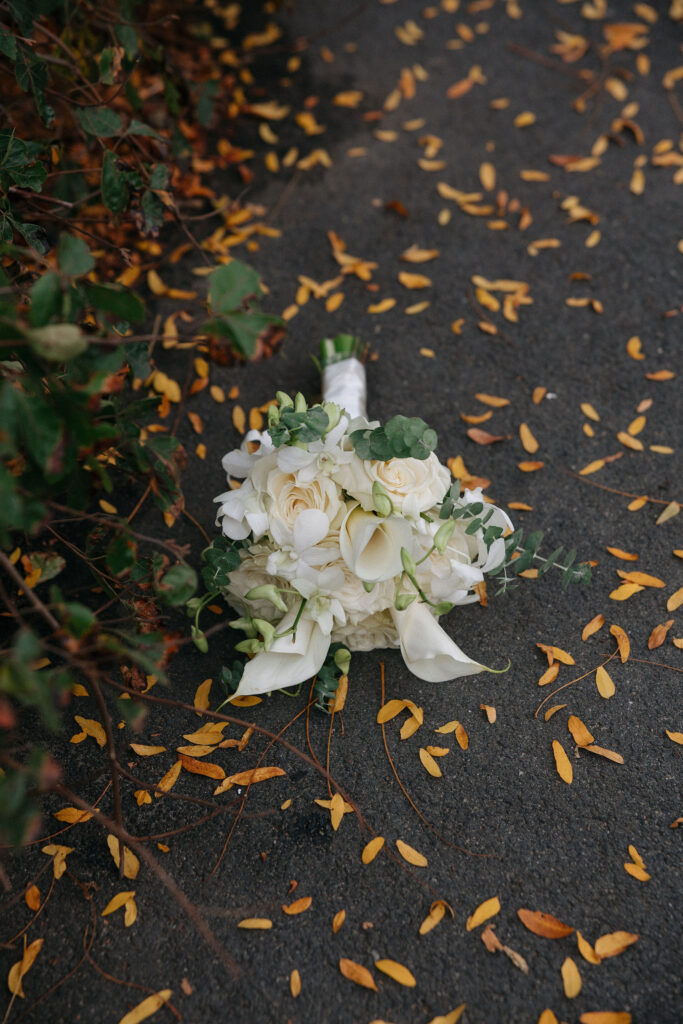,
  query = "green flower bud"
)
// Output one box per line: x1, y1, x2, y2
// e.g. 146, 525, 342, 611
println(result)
245, 584, 288, 612
252, 618, 276, 650
431, 600, 453, 616
323, 402, 342, 432
362, 580, 376, 593
333, 646, 351, 675
185, 597, 203, 616
372, 481, 393, 518
267, 403, 280, 427
276, 391, 293, 409
235, 638, 263, 655
294, 391, 307, 413
28, 324, 88, 362
229, 617, 256, 636
433, 518, 456, 554
395, 592, 417, 611
400, 547, 417, 577
191, 625, 209, 653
